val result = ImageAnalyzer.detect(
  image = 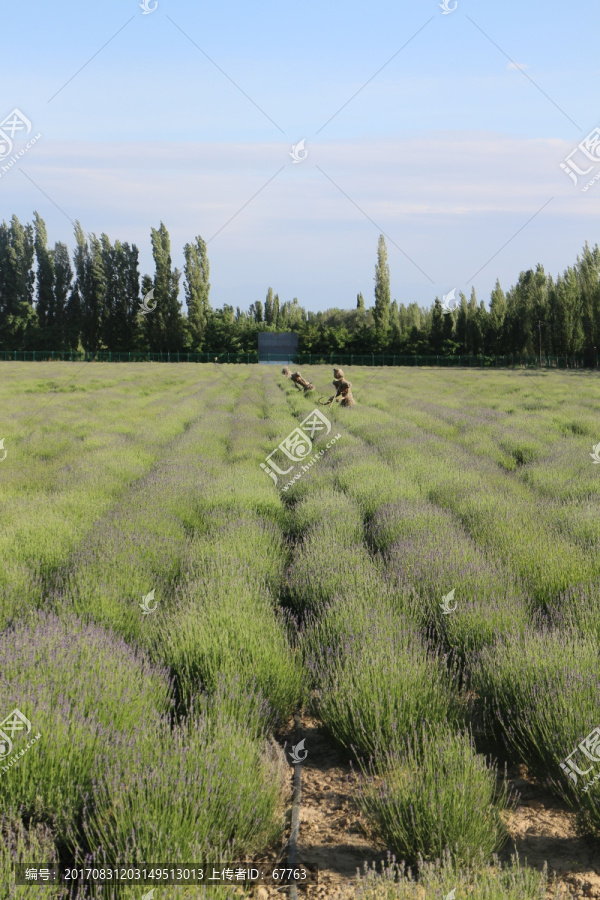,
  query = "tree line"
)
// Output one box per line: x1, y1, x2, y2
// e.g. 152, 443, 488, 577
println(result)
0, 214, 599, 359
